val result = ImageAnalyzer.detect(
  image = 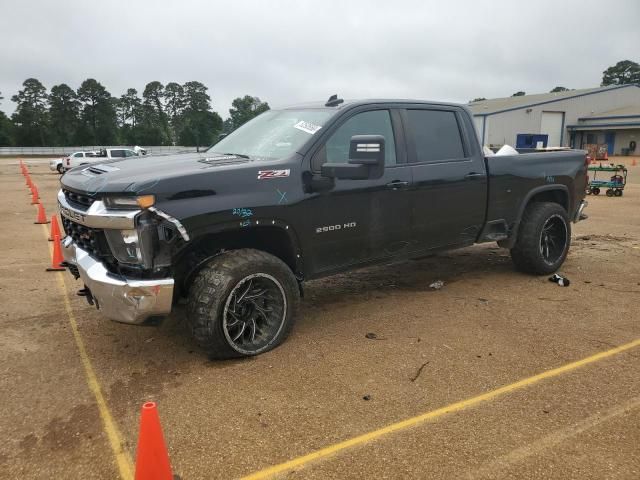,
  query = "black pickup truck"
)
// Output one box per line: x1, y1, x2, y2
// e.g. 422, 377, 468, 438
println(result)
58, 96, 589, 358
